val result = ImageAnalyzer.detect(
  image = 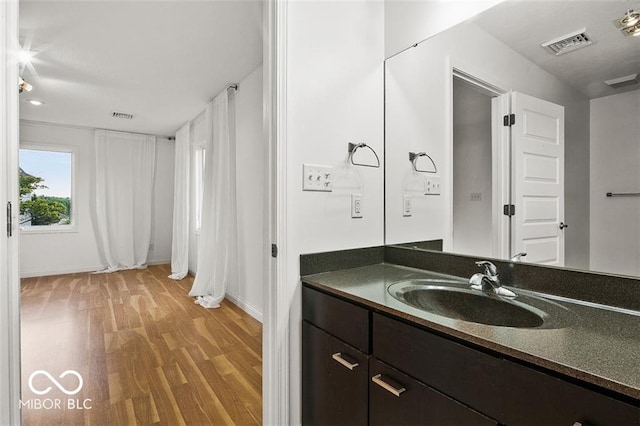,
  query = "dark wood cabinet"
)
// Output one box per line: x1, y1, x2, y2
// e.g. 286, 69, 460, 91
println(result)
369, 358, 497, 426
302, 284, 640, 426
302, 321, 369, 425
